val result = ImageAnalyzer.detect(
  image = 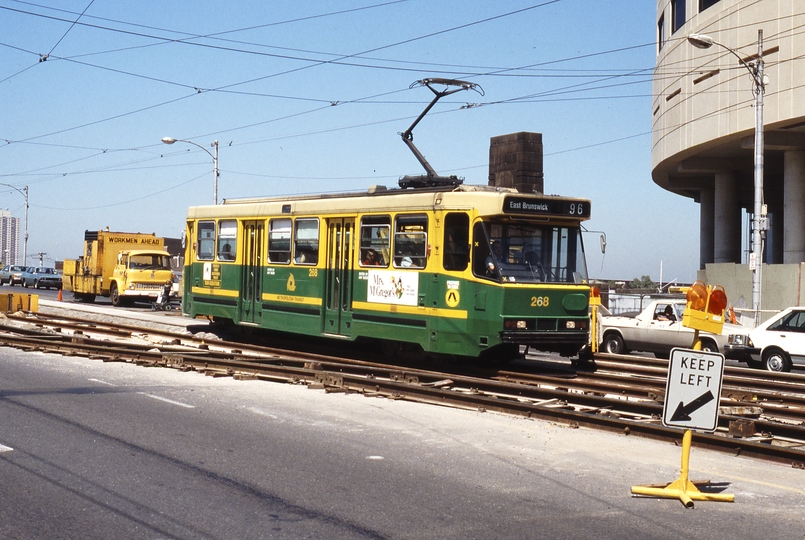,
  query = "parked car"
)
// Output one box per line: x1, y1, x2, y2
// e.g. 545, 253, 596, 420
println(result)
725, 307, 805, 372
21, 267, 62, 290
600, 298, 742, 357
0, 265, 30, 286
